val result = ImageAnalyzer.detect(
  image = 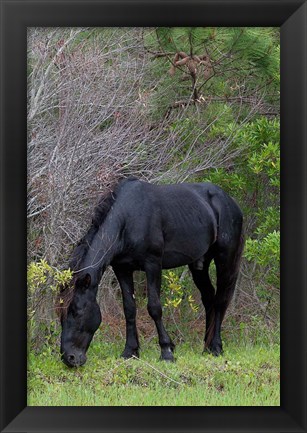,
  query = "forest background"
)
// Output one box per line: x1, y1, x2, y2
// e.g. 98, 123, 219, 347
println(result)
27, 27, 280, 406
